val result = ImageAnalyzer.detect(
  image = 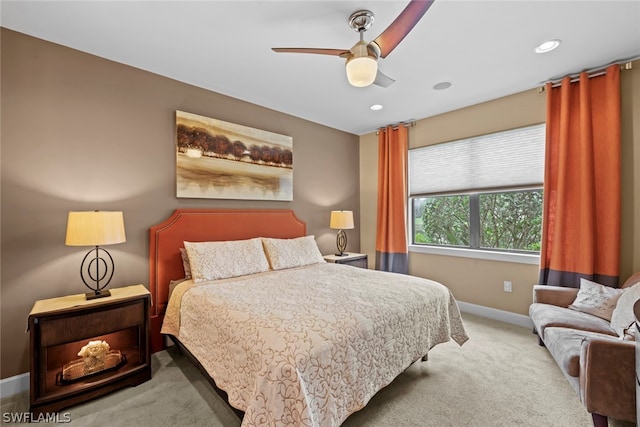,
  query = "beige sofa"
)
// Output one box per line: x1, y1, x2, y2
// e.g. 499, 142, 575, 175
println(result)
529, 272, 640, 427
